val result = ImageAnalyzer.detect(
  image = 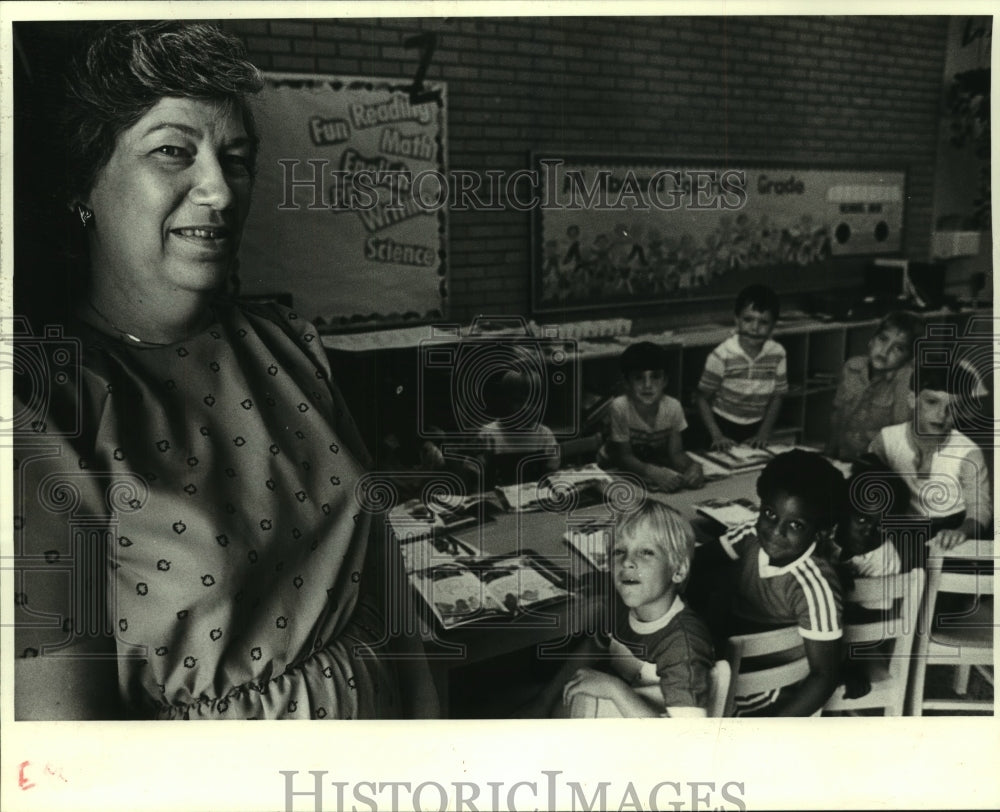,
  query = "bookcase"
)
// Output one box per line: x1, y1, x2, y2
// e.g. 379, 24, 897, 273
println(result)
323, 307, 993, 457
580, 308, 992, 446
